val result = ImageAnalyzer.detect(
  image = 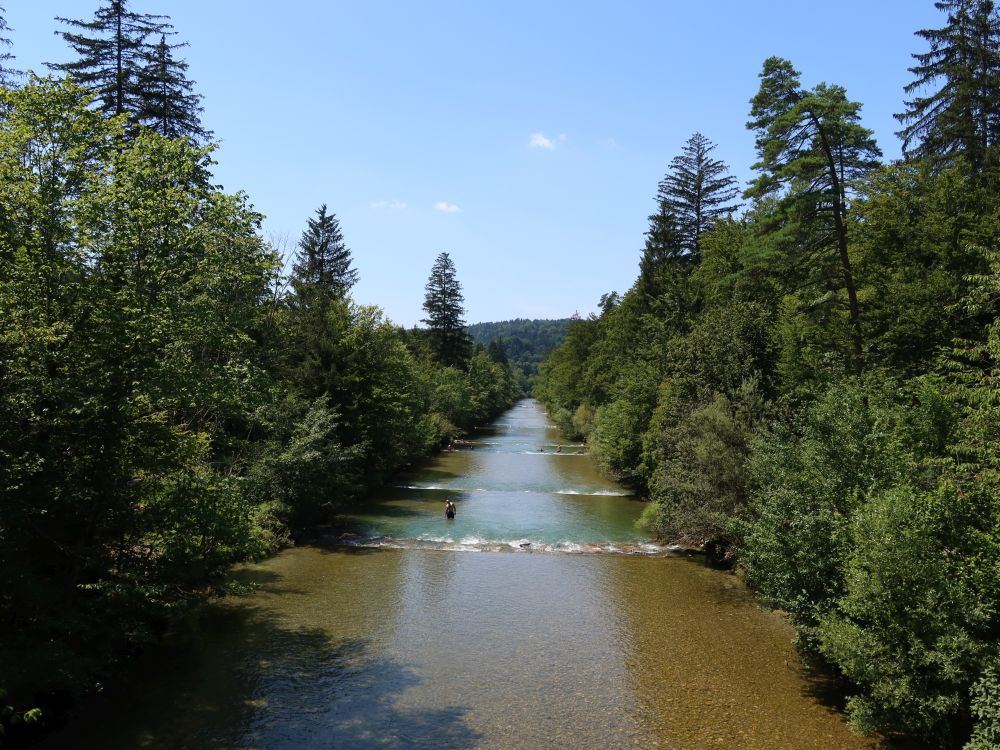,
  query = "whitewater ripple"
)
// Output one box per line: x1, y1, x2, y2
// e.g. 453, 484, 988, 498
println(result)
328, 532, 686, 557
